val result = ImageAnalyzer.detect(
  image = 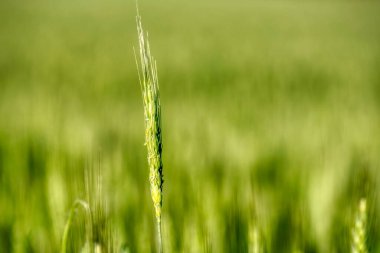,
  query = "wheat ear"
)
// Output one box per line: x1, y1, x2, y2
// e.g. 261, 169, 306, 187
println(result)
352, 198, 367, 253
135, 14, 164, 253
